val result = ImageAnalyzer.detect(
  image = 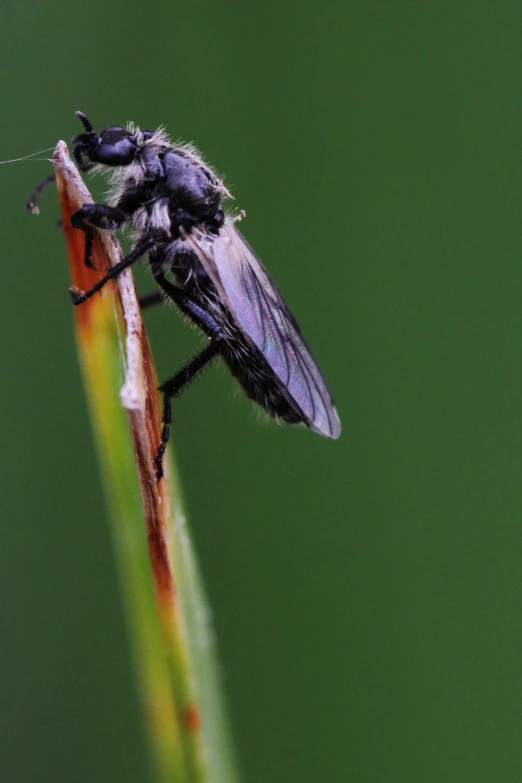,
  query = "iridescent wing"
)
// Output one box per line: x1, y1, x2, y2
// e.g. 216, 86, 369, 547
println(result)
184, 218, 341, 438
